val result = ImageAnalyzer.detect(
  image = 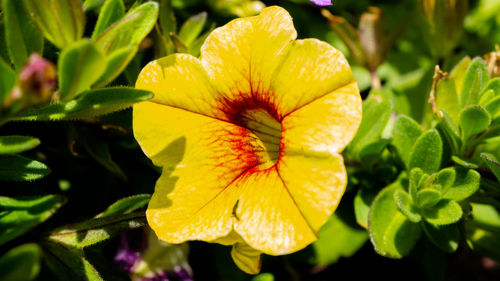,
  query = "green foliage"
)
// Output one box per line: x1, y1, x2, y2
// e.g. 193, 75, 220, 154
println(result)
0, 154, 51, 181
0, 243, 41, 281
0, 135, 40, 154
408, 129, 443, 174
0, 195, 65, 245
